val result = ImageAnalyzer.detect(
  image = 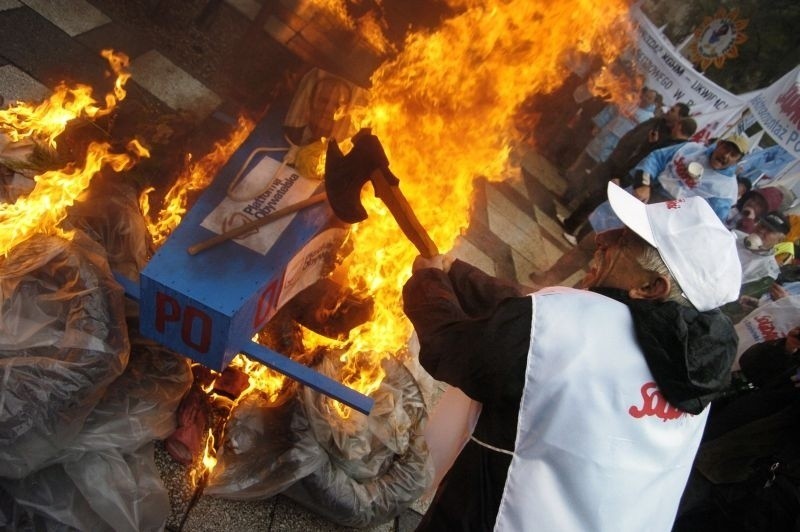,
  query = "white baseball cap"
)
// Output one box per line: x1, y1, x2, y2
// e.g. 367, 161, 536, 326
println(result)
606, 182, 741, 311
